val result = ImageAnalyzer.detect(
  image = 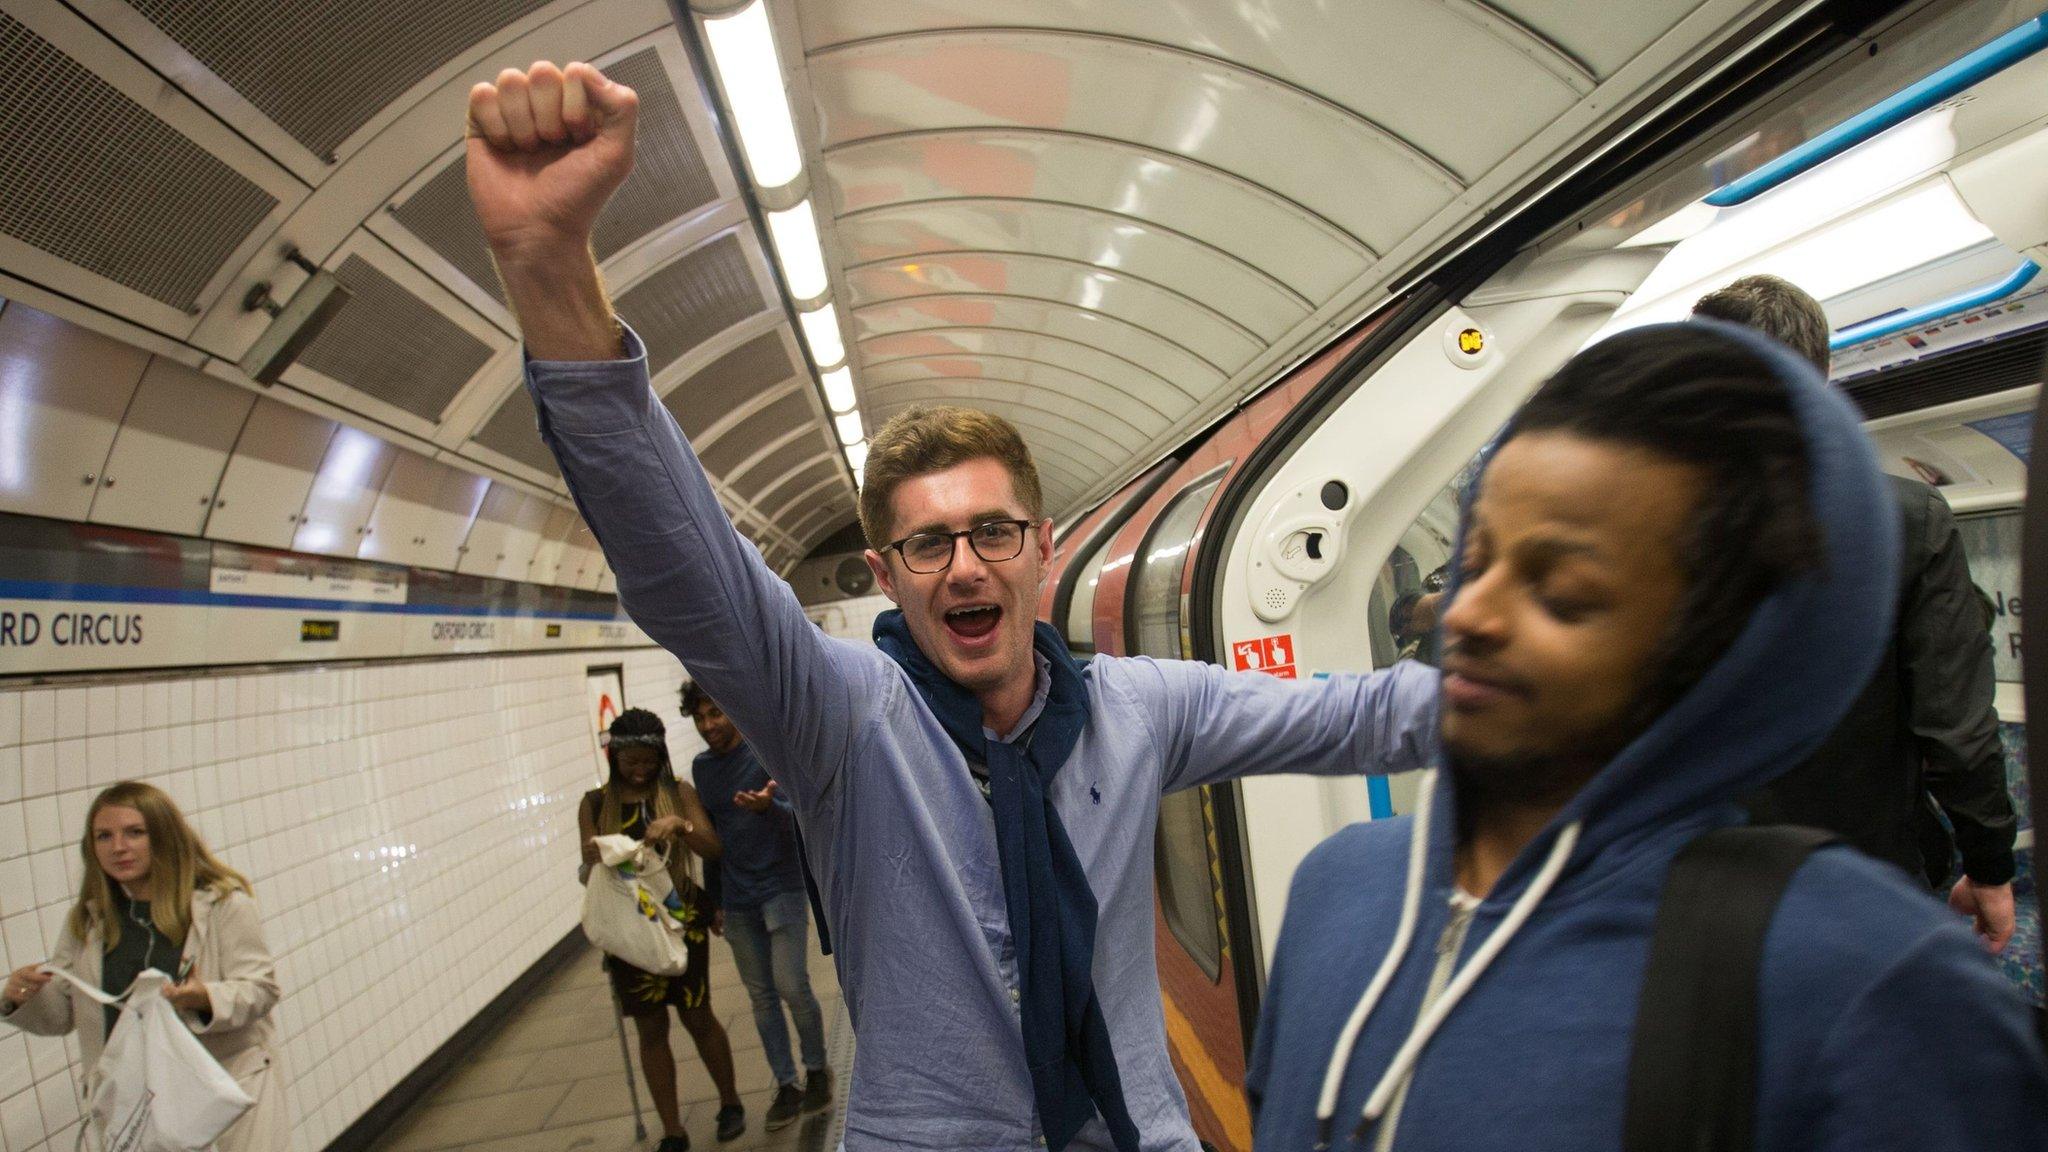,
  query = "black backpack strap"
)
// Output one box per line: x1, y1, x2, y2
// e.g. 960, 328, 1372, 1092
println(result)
1625, 825, 1836, 1152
